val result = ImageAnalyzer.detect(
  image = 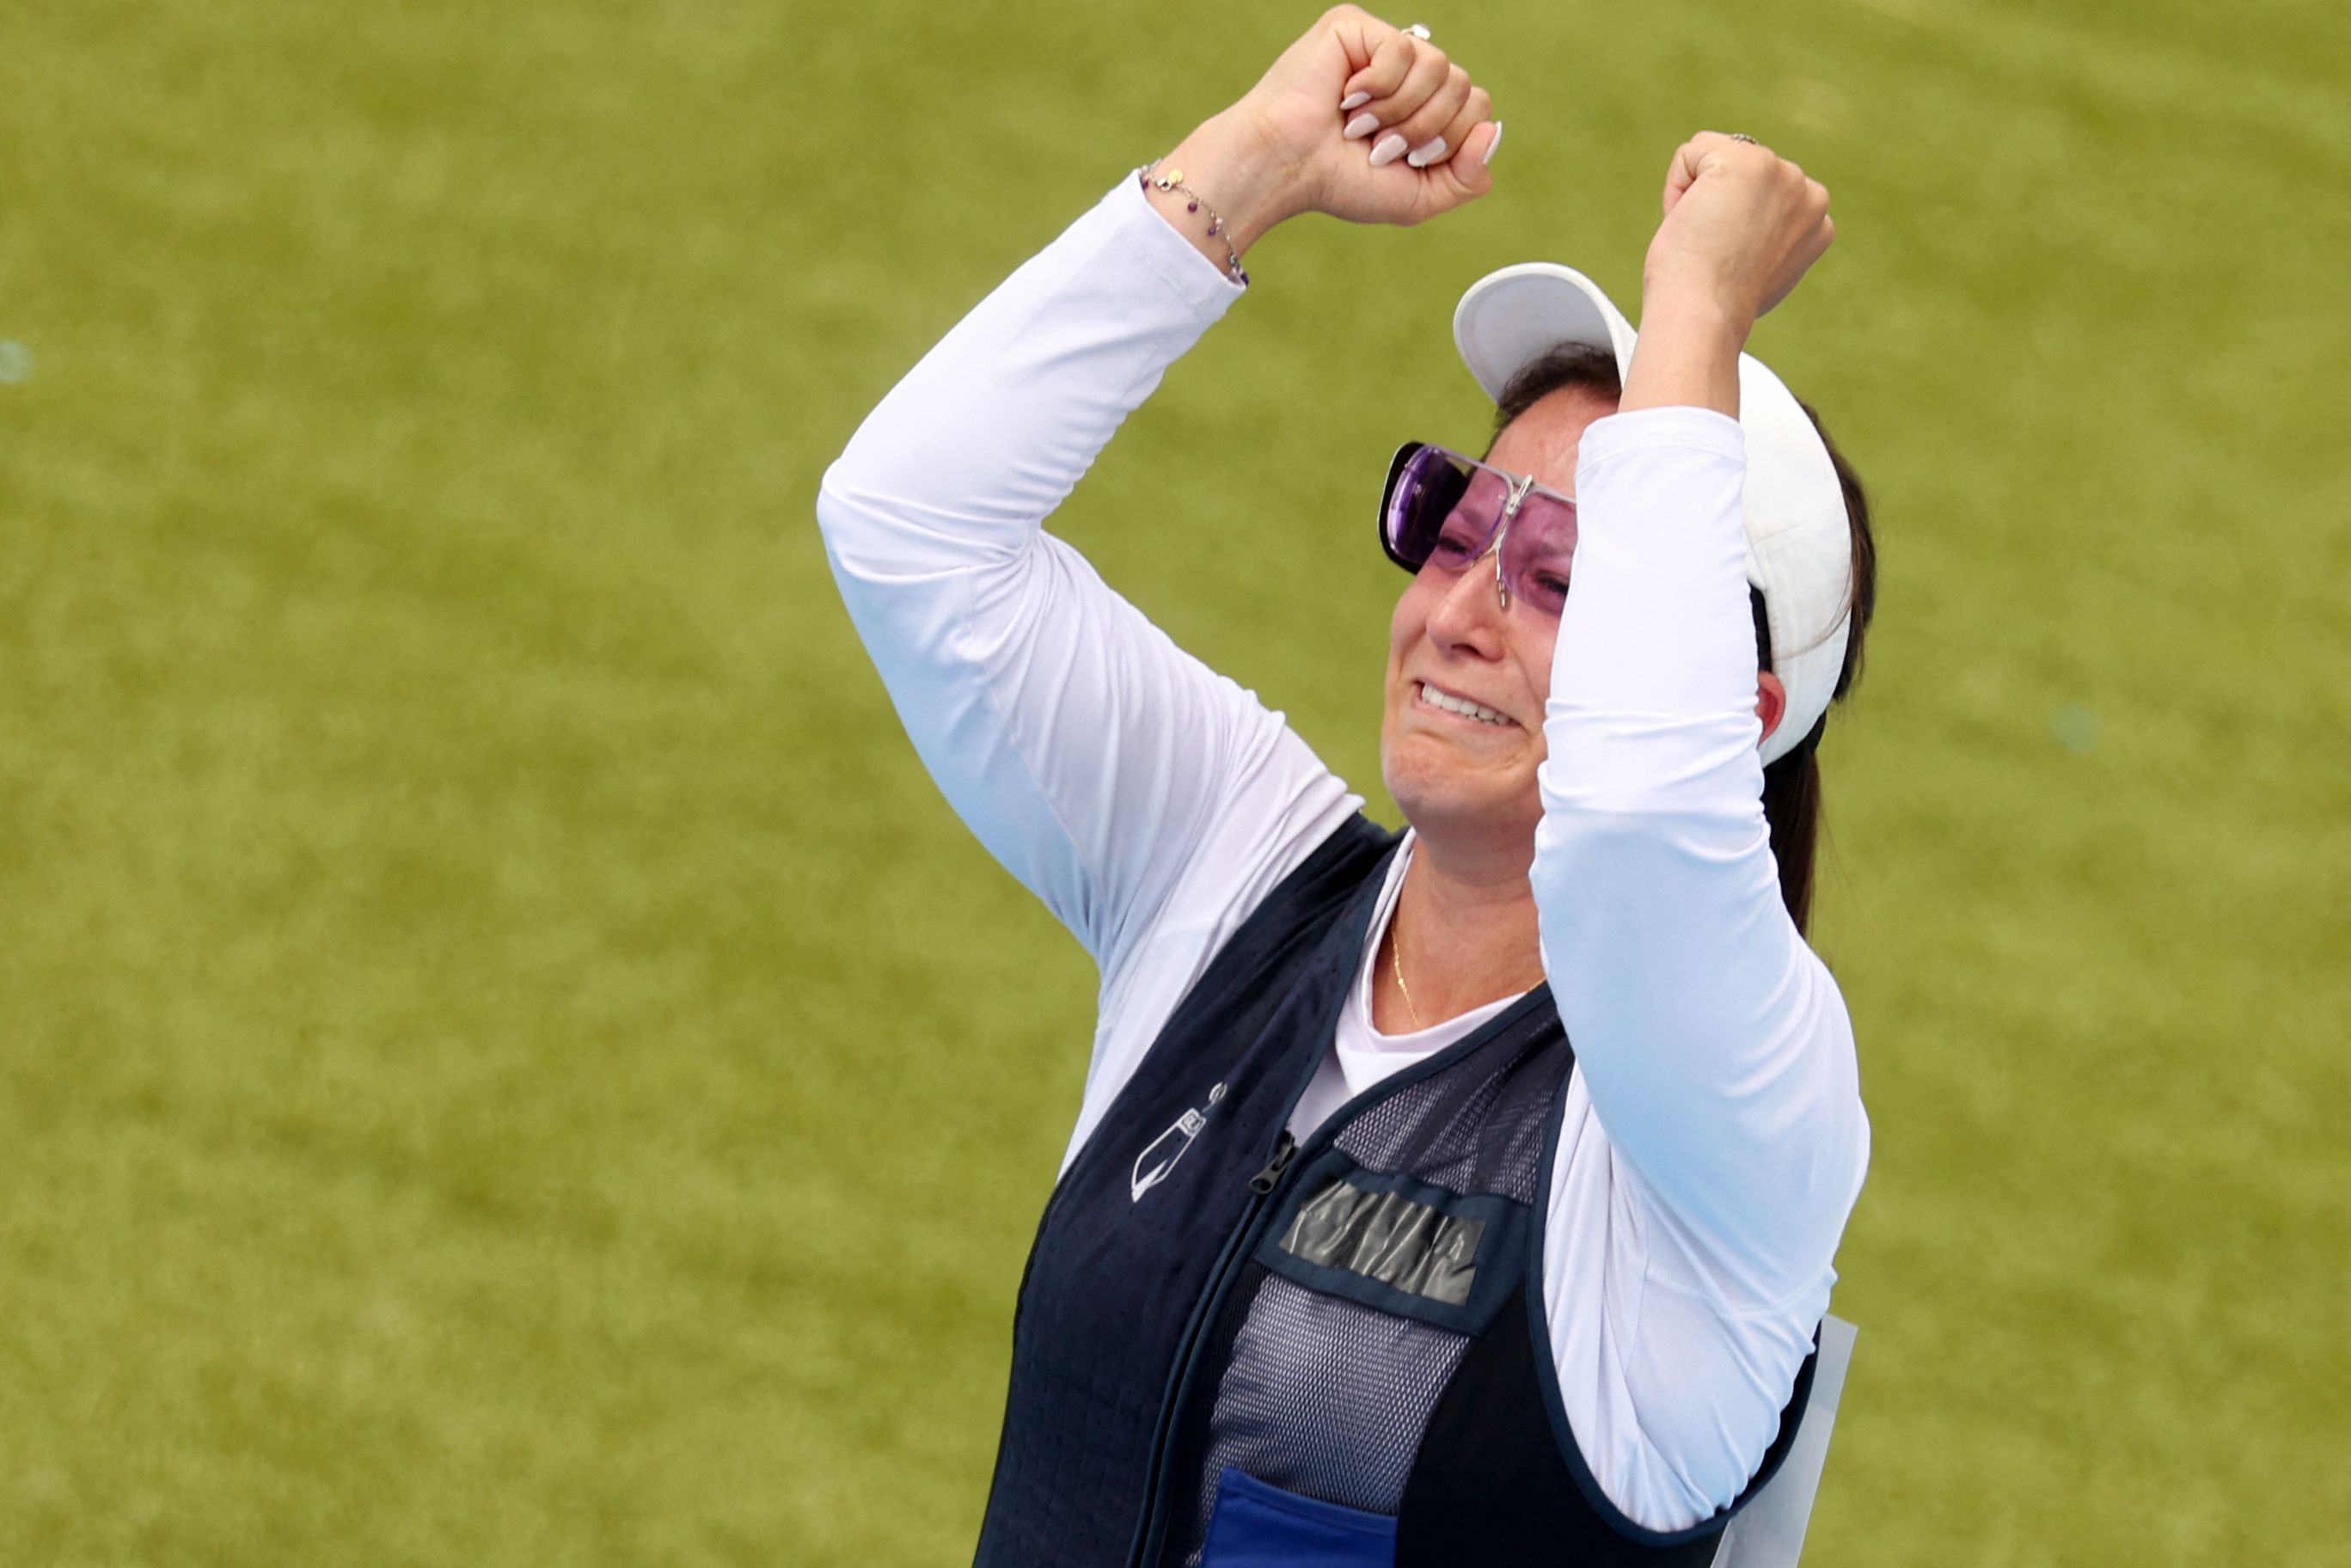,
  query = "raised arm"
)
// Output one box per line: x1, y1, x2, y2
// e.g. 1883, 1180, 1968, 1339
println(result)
817, 174, 1295, 972
819, 9, 1502, 1126
1534, 138, 1865, 1310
